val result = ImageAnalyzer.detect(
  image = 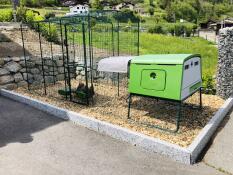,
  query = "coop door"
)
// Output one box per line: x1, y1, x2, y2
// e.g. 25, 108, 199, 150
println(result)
140, 69, 166, 91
